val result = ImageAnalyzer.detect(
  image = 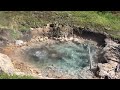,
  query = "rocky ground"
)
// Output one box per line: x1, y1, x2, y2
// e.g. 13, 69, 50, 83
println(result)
95, 39, 120, 79
0, 23, 120, 79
